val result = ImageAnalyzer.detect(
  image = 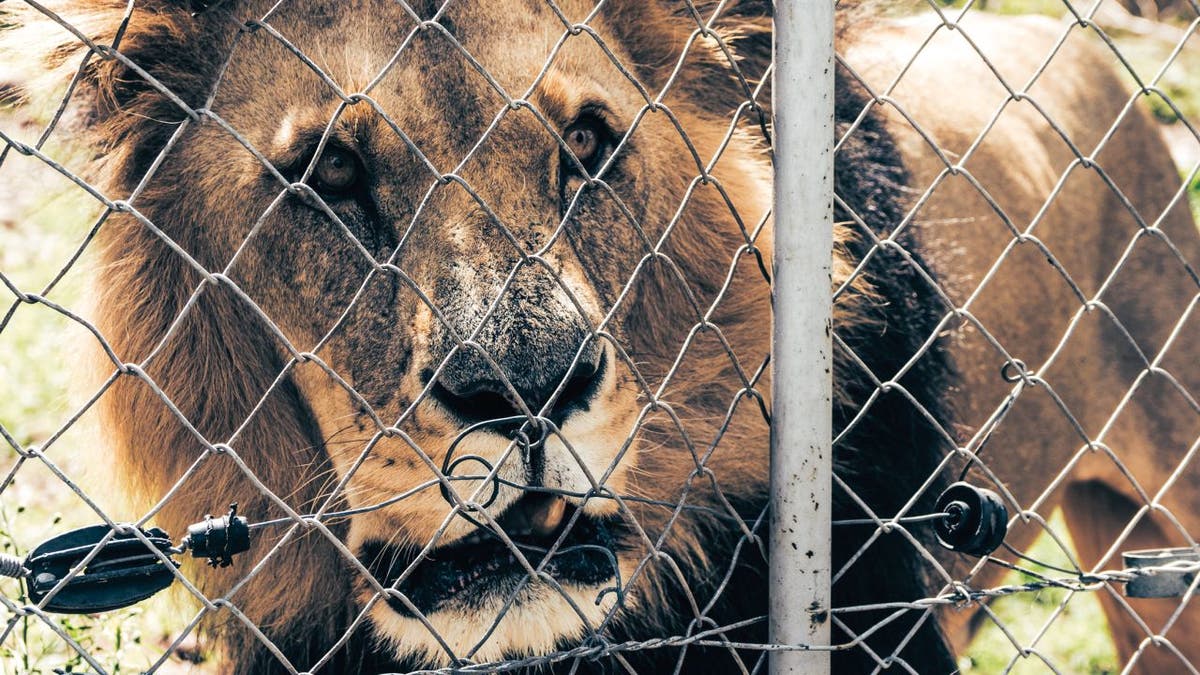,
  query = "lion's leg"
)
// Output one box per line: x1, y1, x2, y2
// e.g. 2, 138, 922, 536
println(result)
1061, 480, 1200, 673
